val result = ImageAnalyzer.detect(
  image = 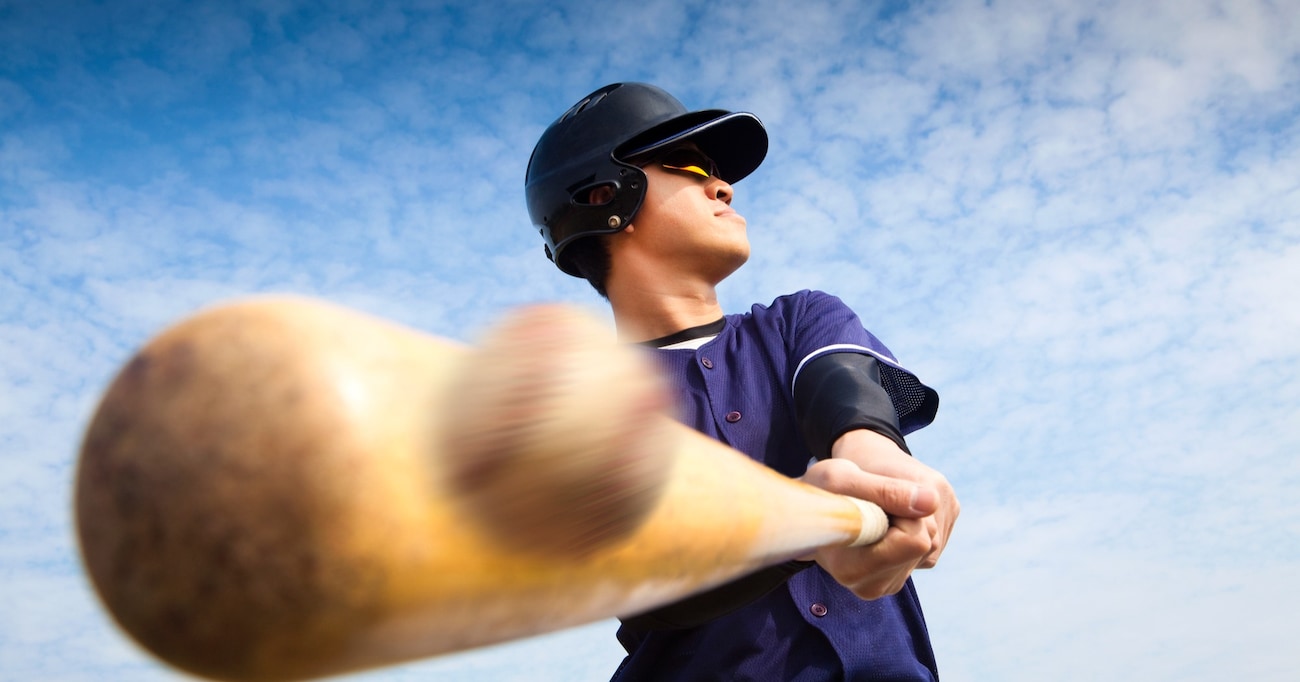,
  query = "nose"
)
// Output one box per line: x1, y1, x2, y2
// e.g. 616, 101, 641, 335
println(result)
710, 178, 734, 205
